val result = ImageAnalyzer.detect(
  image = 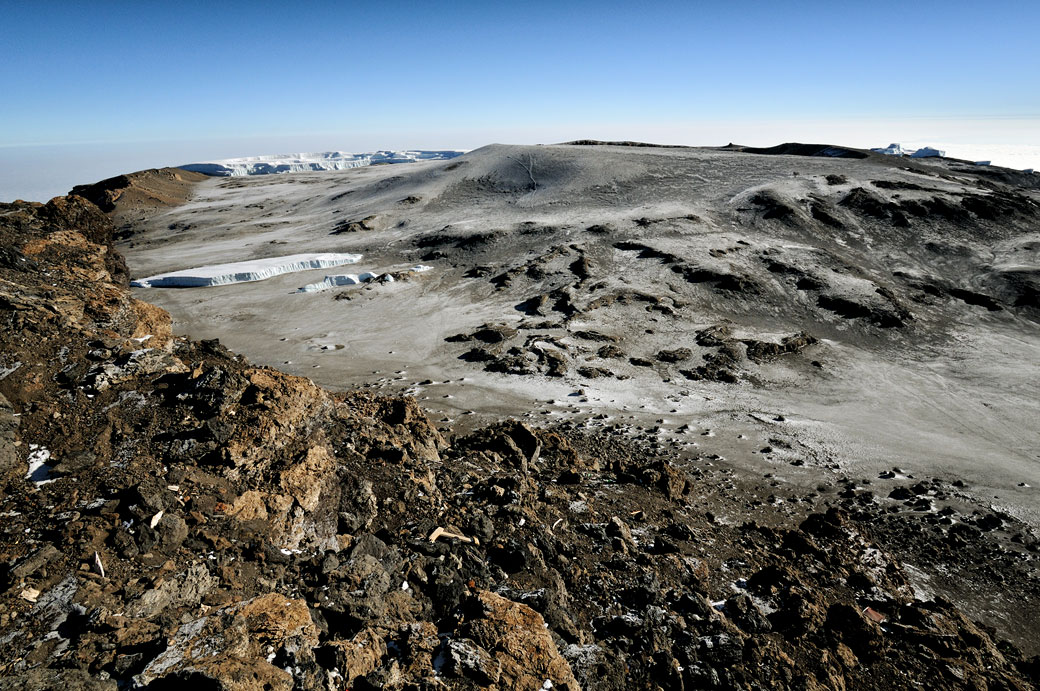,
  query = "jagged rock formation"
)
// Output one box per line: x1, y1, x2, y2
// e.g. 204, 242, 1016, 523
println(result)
1, 196, 1038, 688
